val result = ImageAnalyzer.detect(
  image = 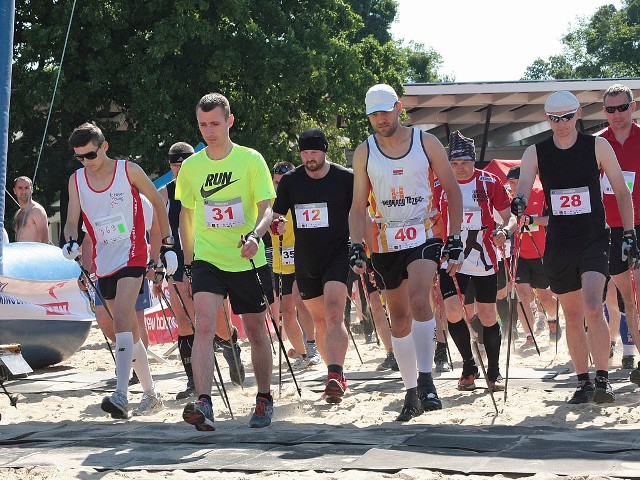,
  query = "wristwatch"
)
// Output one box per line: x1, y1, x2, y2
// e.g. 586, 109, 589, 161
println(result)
246, 231, 260, 243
